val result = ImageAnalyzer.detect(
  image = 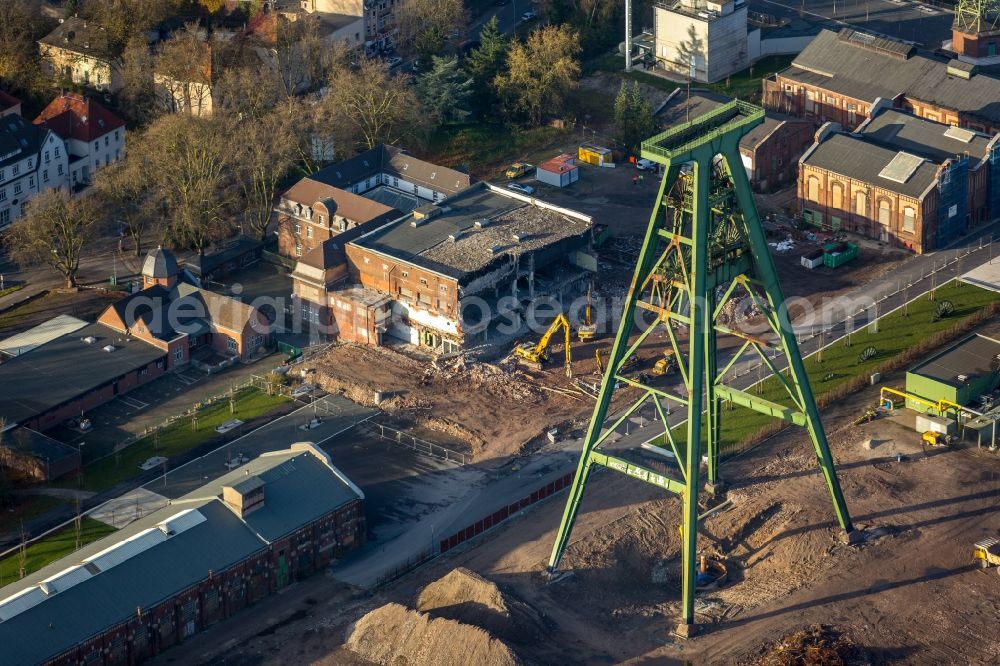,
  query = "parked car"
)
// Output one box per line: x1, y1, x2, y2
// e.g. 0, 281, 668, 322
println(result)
386, 56, 403, 68
507, 182, 535, 195
635, 158, 656, 170
519, 10, 537, 21
447, 30, 461, 40
505, 162, 531, 179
